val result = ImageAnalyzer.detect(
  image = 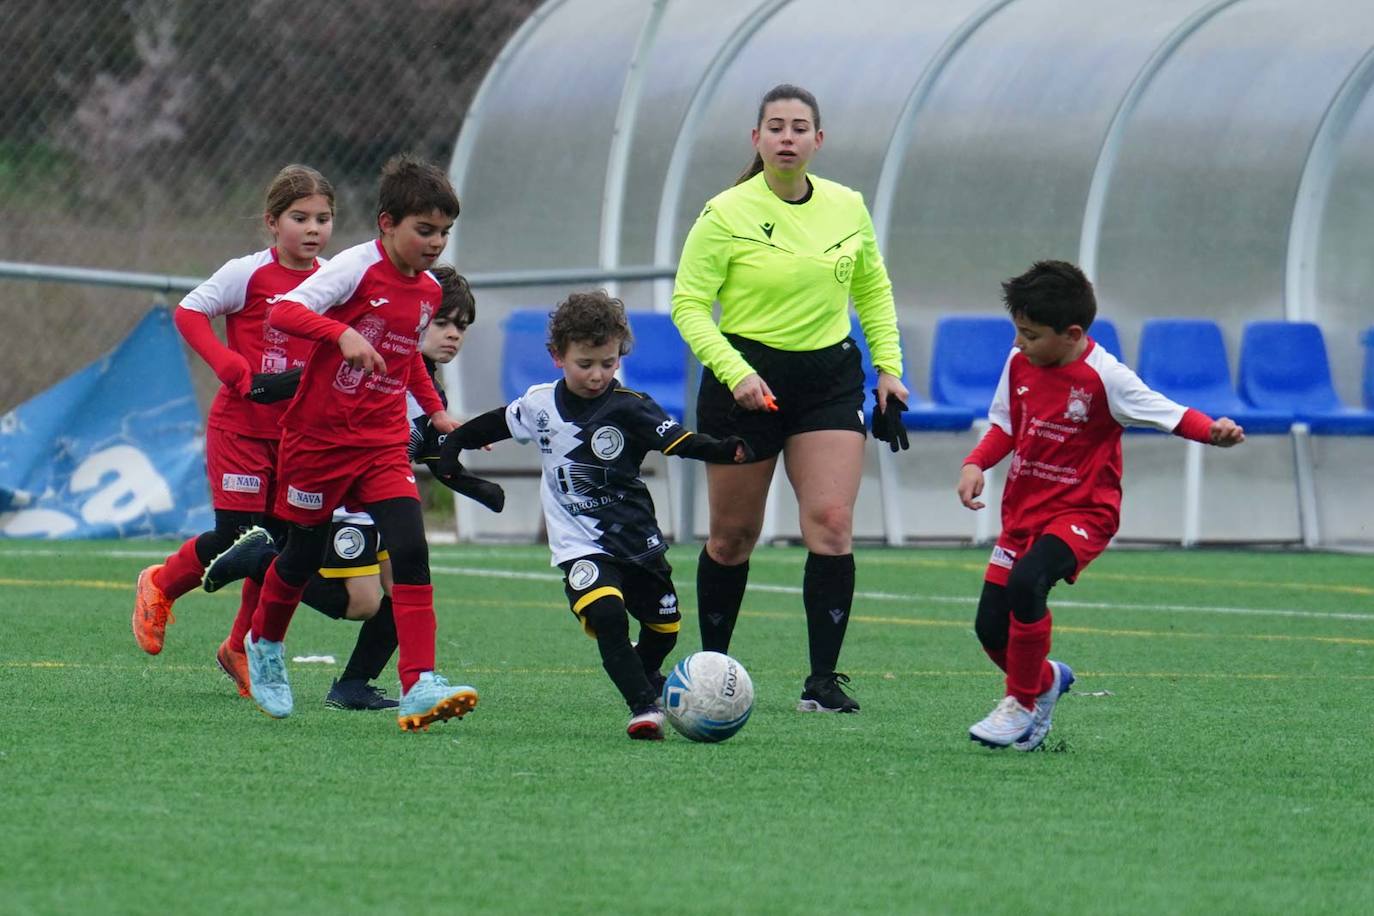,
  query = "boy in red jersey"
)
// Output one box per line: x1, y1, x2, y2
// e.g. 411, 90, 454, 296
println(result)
956, 260, 1244, 750
133, 165, 334, 661
242, 154, 477, 731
